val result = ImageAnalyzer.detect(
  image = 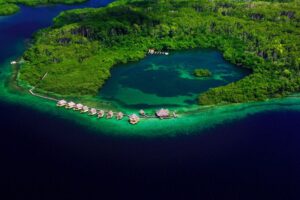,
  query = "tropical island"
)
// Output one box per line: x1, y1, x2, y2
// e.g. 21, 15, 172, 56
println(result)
194, 69, 212, 78
0, 0, 88, 16
17, 0, 300, 106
